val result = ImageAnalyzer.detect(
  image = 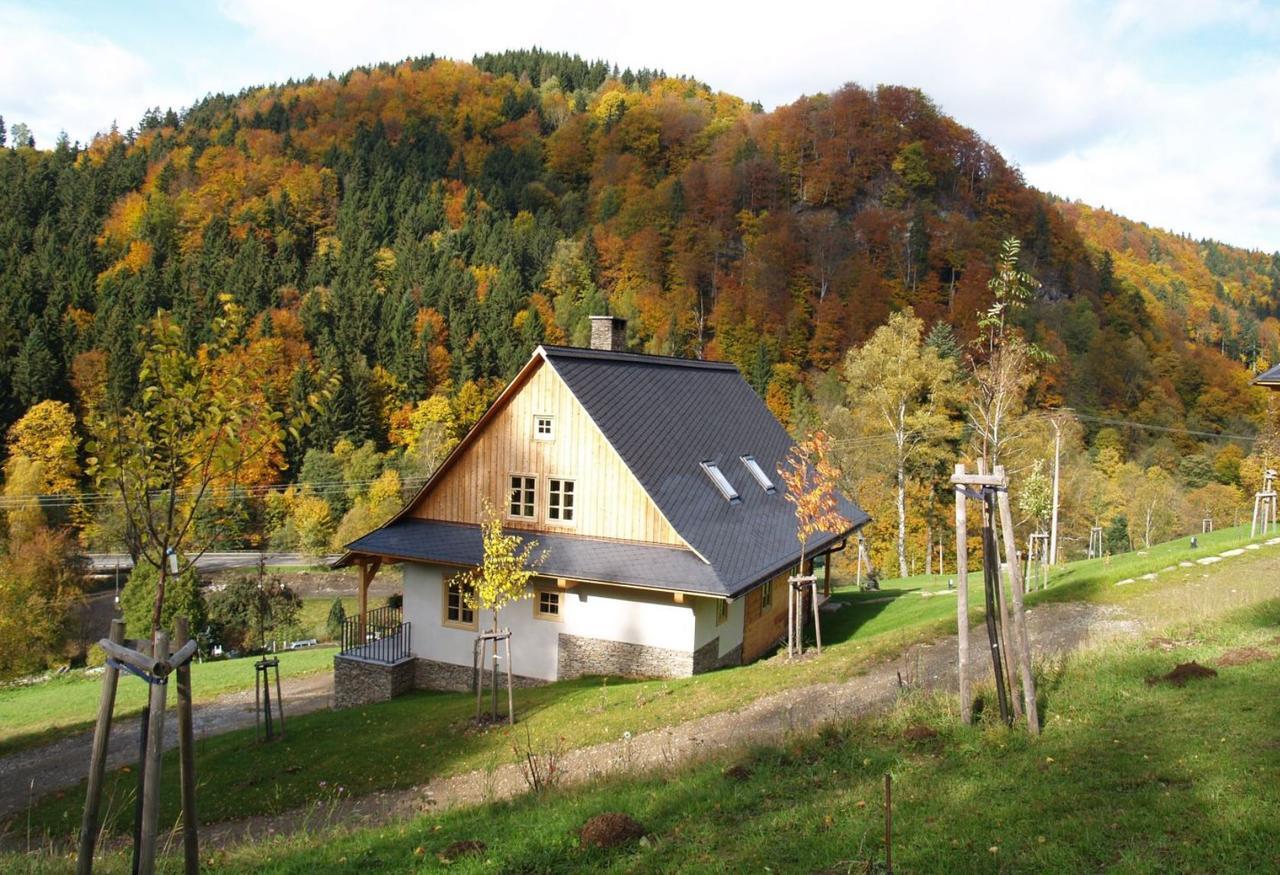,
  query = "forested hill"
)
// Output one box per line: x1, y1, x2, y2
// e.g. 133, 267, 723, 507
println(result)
2, 49, 1278, 475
